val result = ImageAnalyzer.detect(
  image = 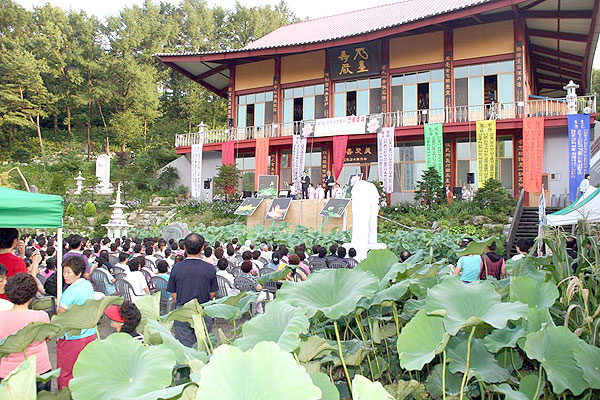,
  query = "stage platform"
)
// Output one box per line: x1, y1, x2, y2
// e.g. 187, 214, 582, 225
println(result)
246, 199, 353, 233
